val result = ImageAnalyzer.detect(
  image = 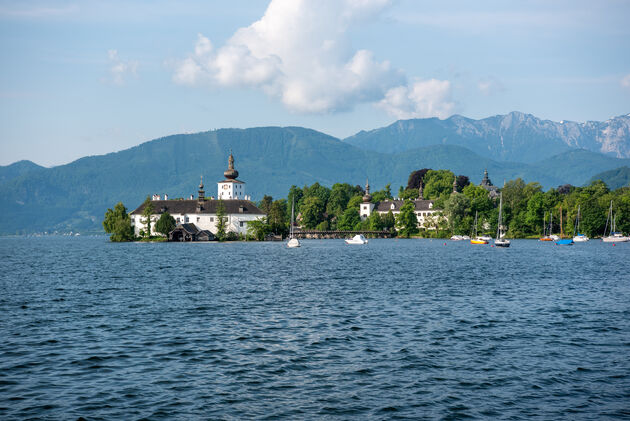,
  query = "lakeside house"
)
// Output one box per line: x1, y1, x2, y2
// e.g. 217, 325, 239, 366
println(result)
130, 152, 265, 239
359, 179, 445, 229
